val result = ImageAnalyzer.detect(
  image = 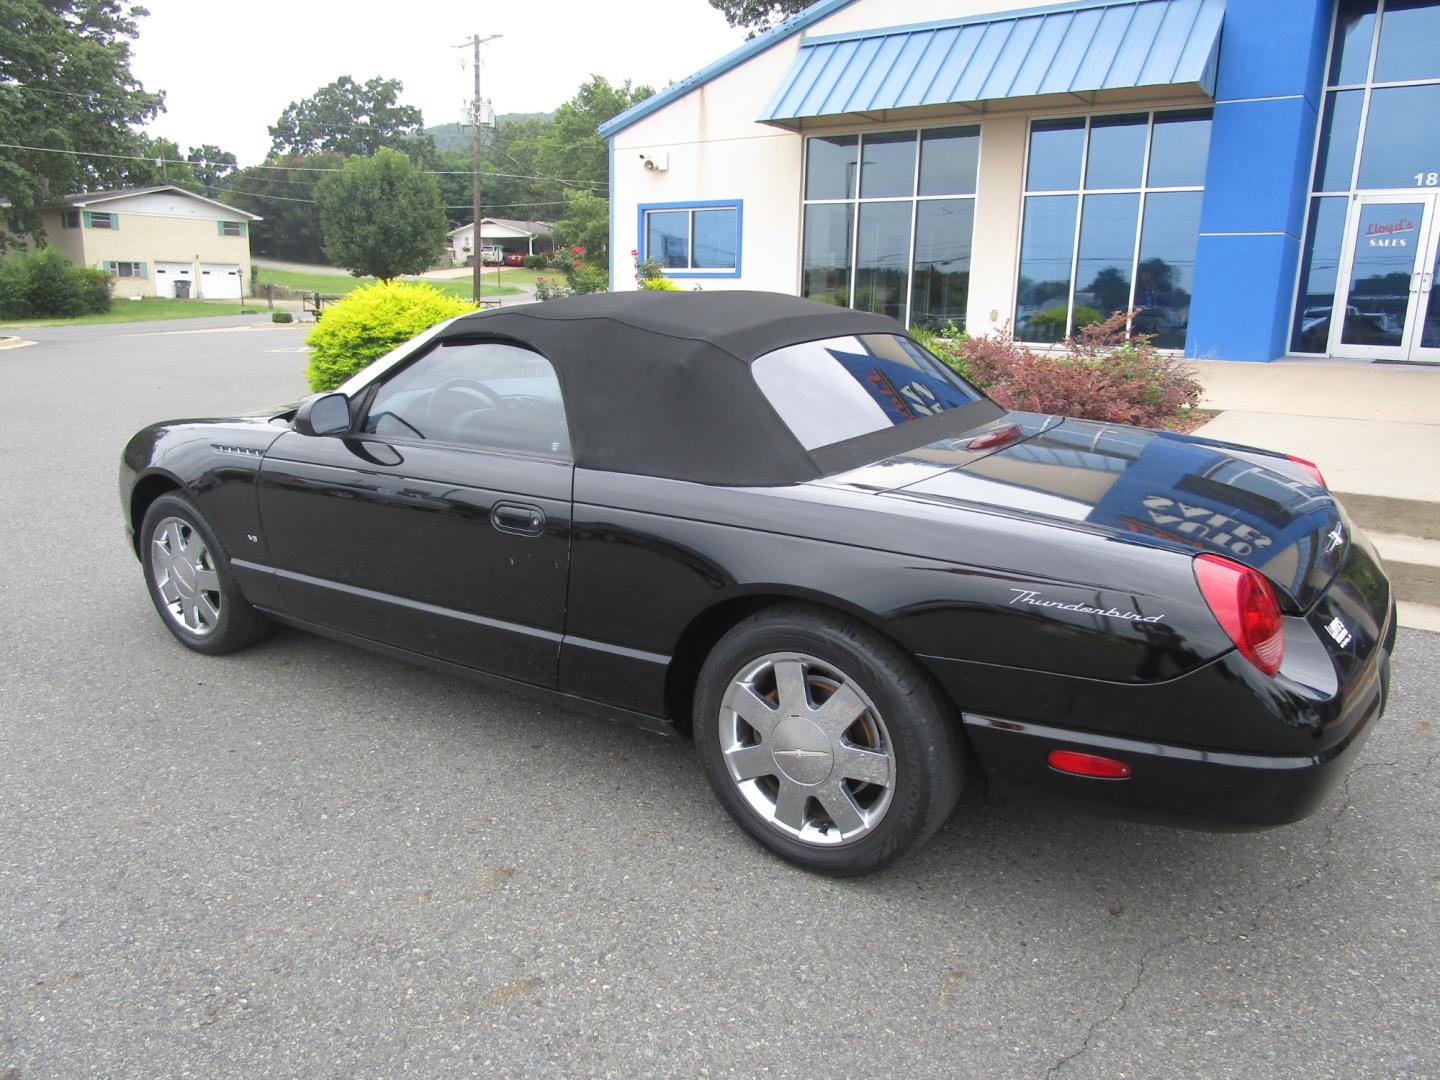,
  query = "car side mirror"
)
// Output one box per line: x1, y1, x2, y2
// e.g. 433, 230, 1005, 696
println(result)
294, 392, 351, 437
